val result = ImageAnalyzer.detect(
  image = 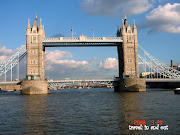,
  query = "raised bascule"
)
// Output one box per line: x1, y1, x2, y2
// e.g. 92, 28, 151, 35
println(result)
21, 15, 146, 94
